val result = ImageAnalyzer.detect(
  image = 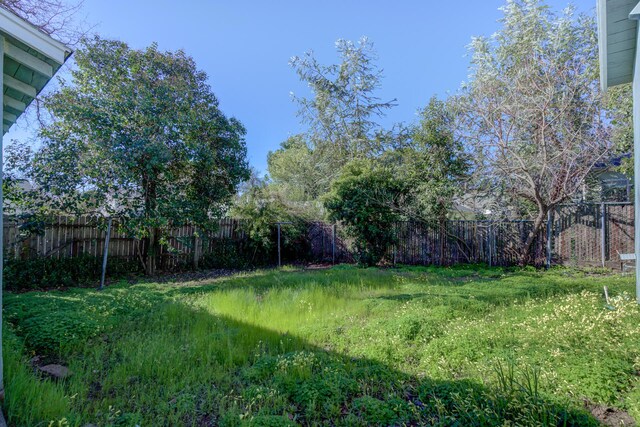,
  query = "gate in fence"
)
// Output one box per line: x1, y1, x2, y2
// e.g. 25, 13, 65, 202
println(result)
552, 203, 634, 269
